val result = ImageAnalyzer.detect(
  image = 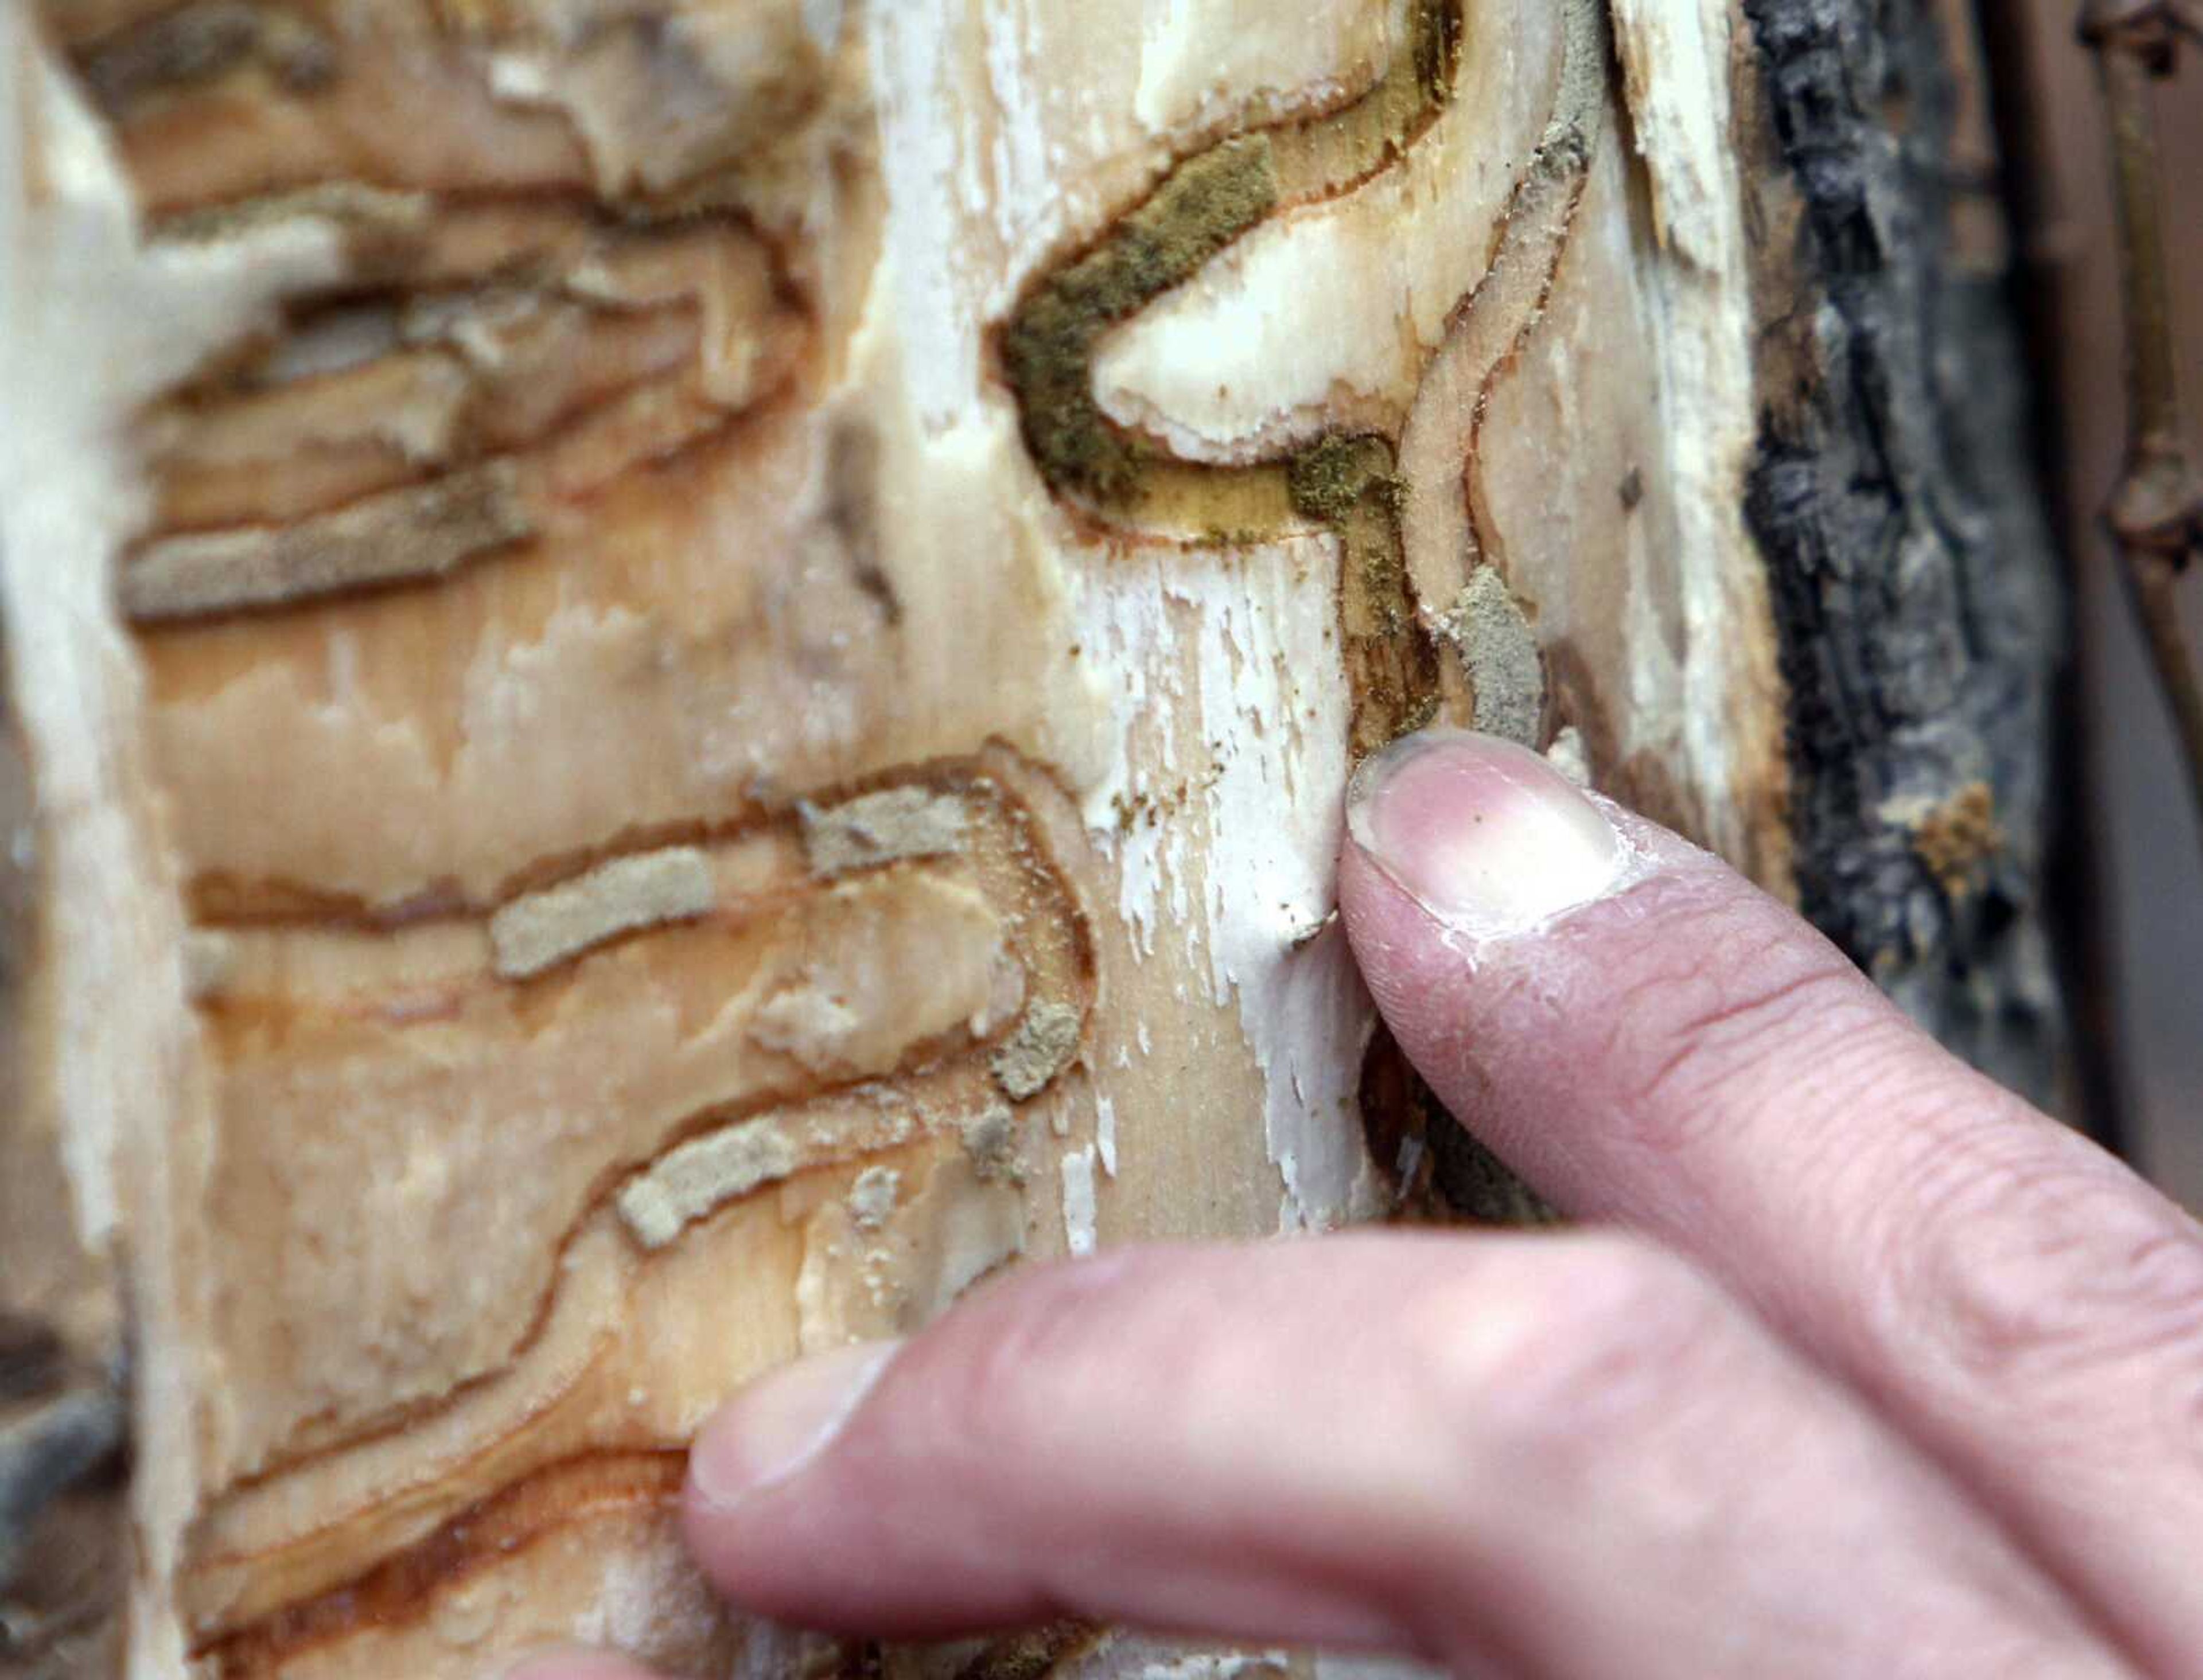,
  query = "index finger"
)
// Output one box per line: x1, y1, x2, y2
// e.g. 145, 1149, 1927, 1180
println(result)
1337, 728, 2203, 1671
